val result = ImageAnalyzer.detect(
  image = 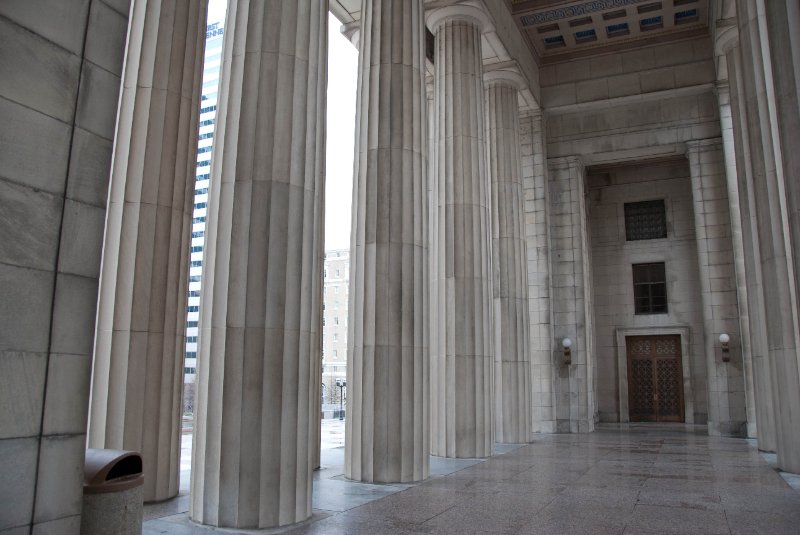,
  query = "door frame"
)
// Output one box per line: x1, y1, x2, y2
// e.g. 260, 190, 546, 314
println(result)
616, 326, 694, 424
